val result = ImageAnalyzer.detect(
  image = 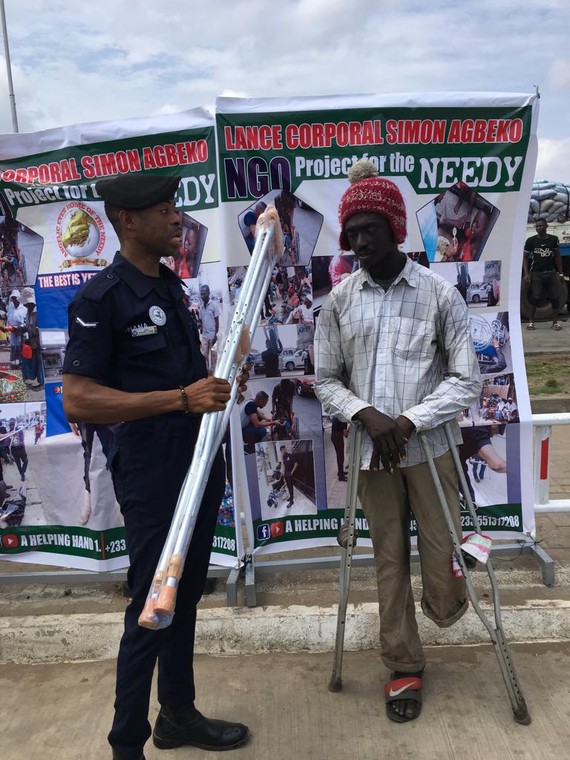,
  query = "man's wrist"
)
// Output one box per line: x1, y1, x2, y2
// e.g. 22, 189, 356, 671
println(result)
179, 386, 191, 414
396, 415, 416, 439
352, 406, 375, 423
